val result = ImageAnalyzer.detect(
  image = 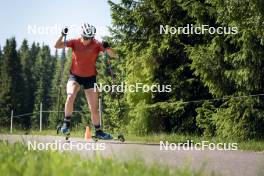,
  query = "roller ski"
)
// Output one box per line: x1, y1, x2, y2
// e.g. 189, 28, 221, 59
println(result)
92, 130, 125, 142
